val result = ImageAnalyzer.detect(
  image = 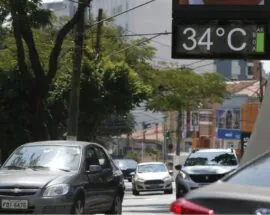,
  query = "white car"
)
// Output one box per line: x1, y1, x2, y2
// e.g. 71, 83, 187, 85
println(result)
131, 162, 173, 195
